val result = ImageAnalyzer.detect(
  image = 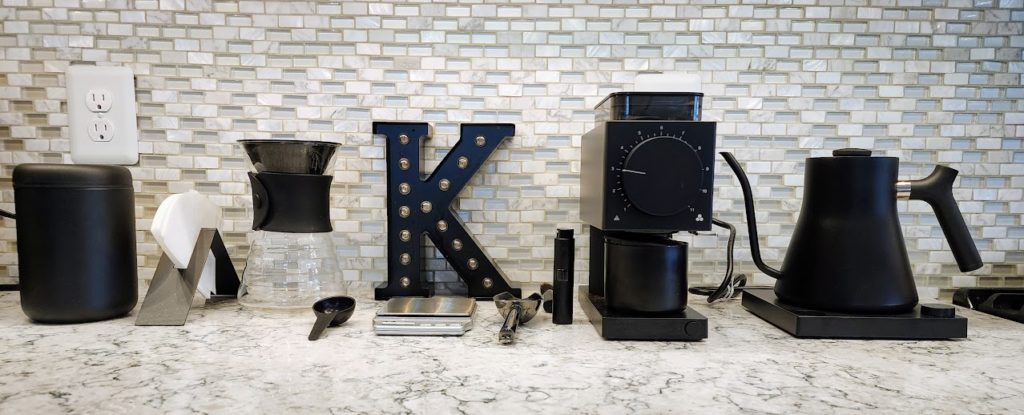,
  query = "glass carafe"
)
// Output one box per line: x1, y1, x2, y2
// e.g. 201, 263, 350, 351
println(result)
237, 140, 347, 310
239, 231, 345, 309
